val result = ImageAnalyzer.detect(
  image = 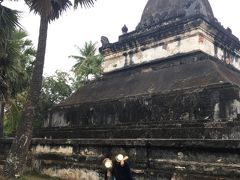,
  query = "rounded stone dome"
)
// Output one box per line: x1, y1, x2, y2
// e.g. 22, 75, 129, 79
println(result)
139, 0, 214, 27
